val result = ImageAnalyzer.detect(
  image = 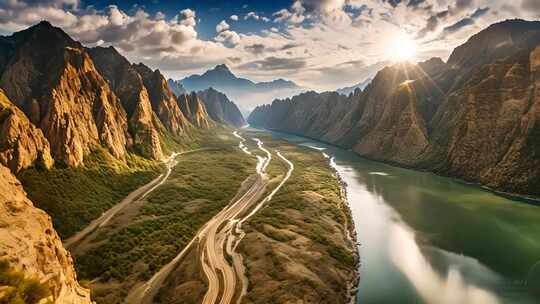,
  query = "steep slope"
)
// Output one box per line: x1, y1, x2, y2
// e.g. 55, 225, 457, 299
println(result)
176, 93, 213, 129
197, 88, 246, 127
167, 79, 187, 96
0, 89, 53, 172
249, 19, 540, 197
0, 21, 130, 167
0, 163, 91, 303
88, 46, 164, 159
336, 78, 372, 96
133, 63, 191, 136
